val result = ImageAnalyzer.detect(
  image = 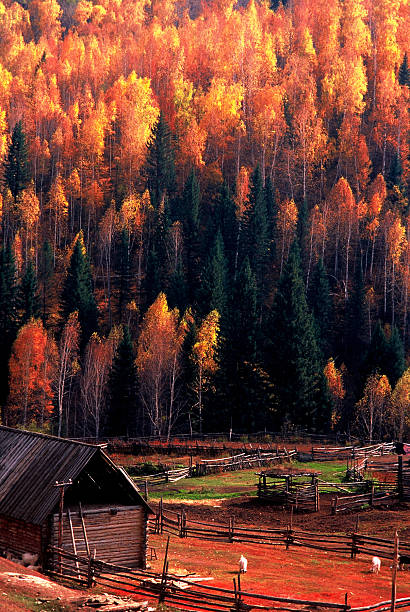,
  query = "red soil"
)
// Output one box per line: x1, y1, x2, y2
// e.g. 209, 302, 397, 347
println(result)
148, 528, 410, 607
